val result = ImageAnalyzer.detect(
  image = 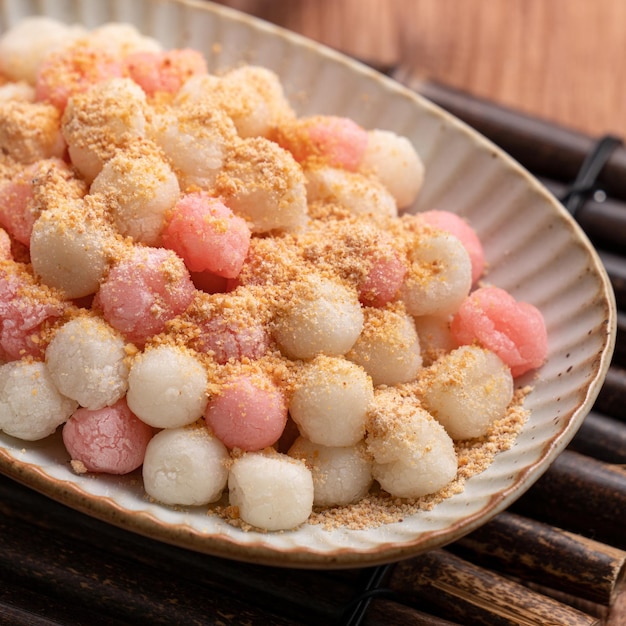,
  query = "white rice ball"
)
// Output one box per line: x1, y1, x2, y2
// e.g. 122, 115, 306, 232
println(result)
358, 129, 424, 208
289, 355, 373, 446
150, 105, 235, 191
223, 65, 295, 135
373, 452, 456, 500
420, 345, 514, 440
273, 274, 364, 360
45, 316, 129, 410
400, 232, 472, 317
305, 166, 397, 218
346, 305, 422, 386
228, 451, 314, 531
126, 345, 208, 429
366, 388, 457, 498
215, 136, 308, 233
0, 101, 66, 164
90, 140, 180, 246
178, 66, 294, 138
0, 82, 35, 102
176, 74, 219, 102
0, 17, 86, 84
63, 78, 148, 184
87, 22, 162, 57
29, 198, 114, 298
142, 424, 229, 506
0, 360, 78, 440
288, 437, 372, 507
412, 314, 456, 366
